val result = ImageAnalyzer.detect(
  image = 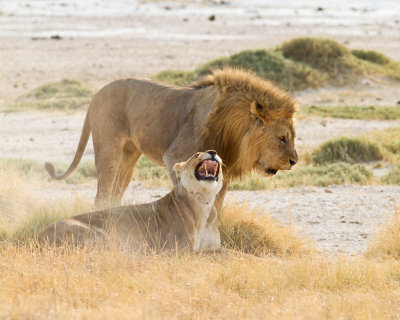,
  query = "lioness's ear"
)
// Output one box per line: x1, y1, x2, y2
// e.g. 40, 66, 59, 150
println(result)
173, 162, 185, 179
250, 101, 265, 125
